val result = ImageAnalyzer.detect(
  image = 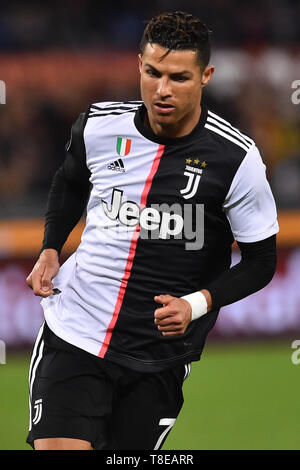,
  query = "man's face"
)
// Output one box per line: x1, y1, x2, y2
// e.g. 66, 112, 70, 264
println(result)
138, 43, 214, 137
